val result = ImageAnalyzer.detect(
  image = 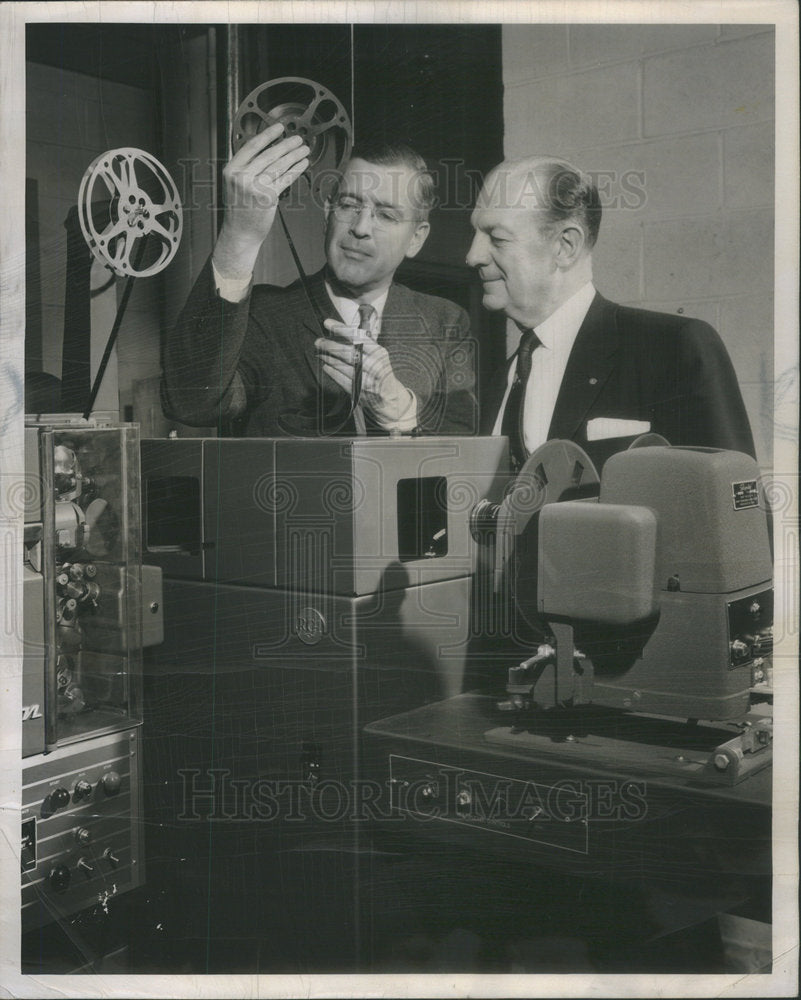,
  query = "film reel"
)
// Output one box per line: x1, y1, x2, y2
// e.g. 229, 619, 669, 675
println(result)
232, 77, 353, 197
503, 441, 601, 629
78, 148, 183, 278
